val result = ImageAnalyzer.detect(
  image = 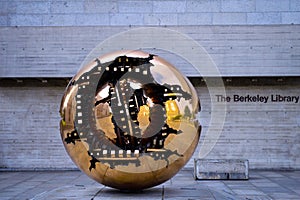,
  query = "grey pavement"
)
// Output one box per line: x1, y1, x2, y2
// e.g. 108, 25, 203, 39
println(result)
0, 169, 300, 200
